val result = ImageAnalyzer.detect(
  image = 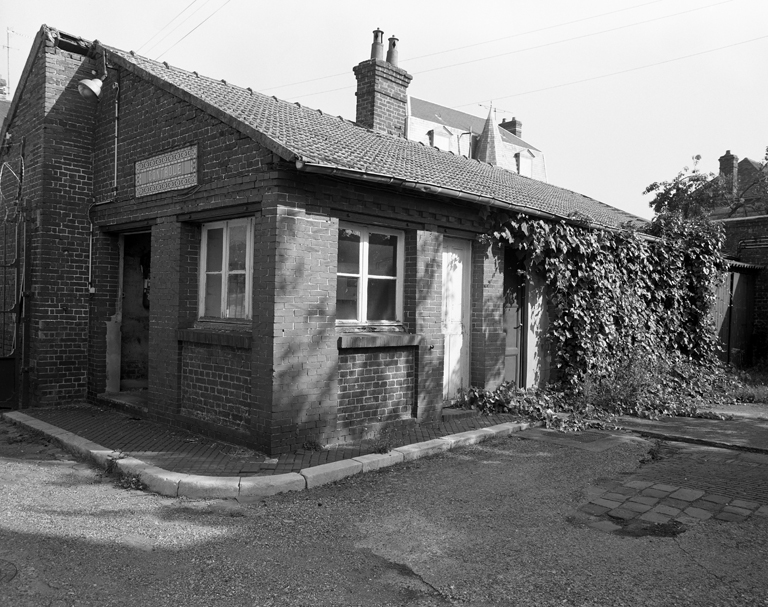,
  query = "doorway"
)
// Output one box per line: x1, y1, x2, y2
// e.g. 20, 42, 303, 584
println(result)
120, 234, 150, 391
442, 238, 471, 401
503, 250, 526, 387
